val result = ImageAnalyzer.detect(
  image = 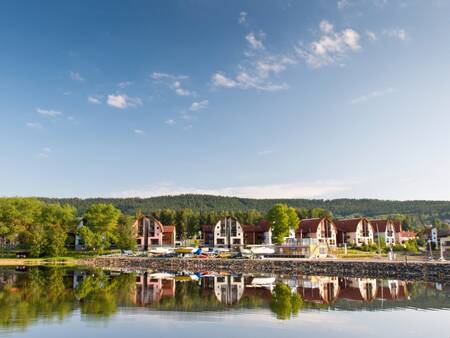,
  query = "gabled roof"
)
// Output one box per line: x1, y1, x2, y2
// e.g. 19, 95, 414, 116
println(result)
392, 221, 402, 232
297, 218, 323, 233
398, 231, 416, 238
371, 220, 392, 232
242, 221, 270, 233
201, 225, 214, 233
334, 218, 367, 232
